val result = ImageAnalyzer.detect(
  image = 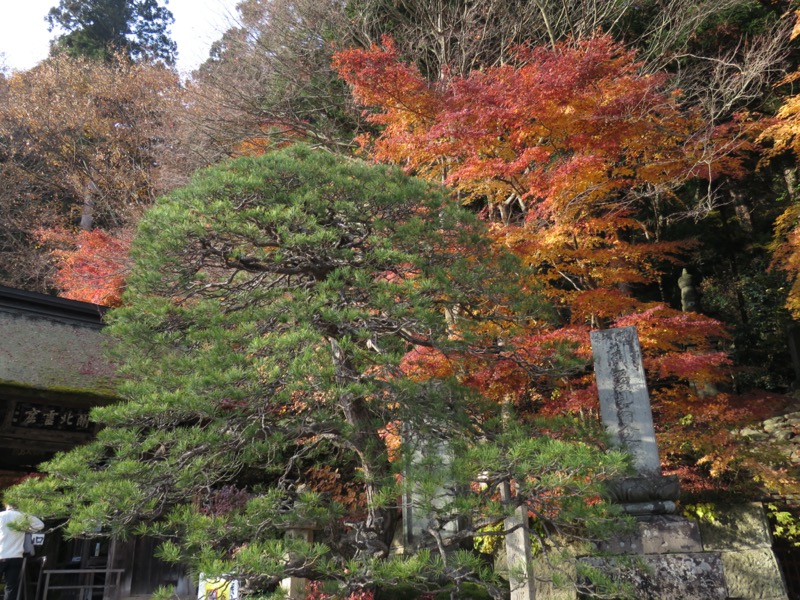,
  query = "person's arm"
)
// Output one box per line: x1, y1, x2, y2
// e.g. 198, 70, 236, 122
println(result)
26, 515, 43, 532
